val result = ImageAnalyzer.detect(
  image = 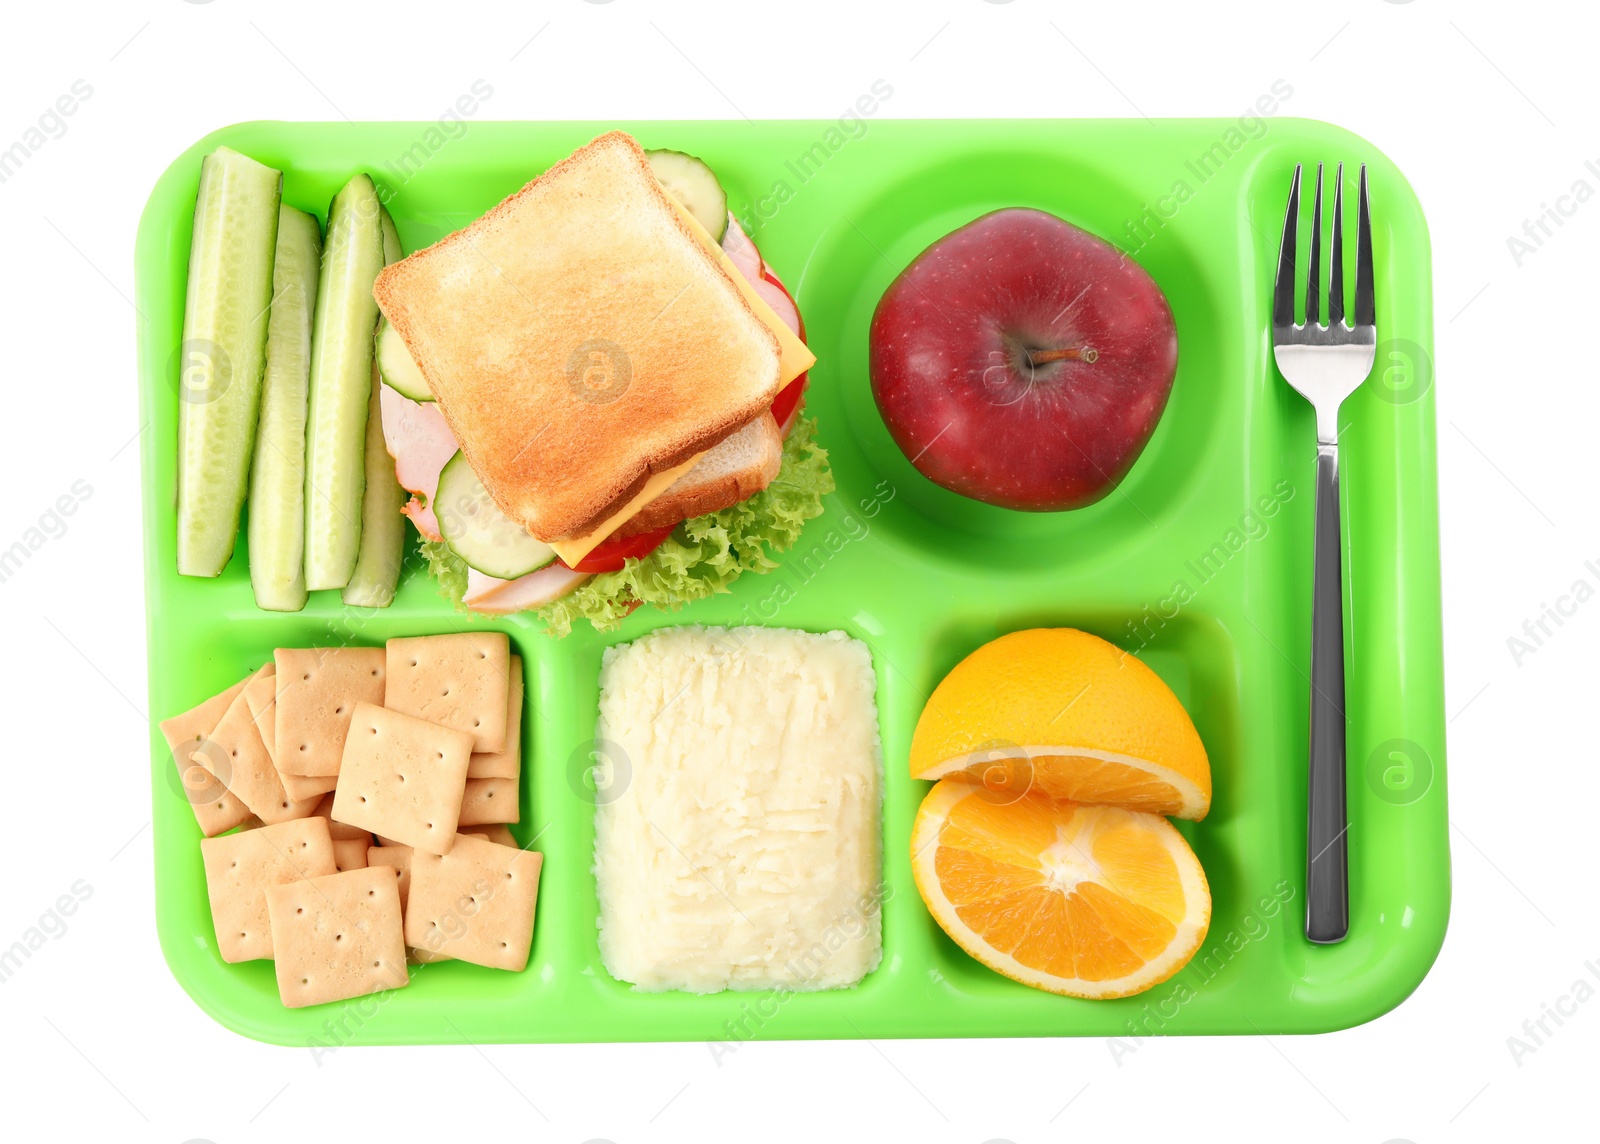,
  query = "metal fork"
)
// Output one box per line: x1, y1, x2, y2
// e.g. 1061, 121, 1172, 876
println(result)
1272, 162, 1375, 945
